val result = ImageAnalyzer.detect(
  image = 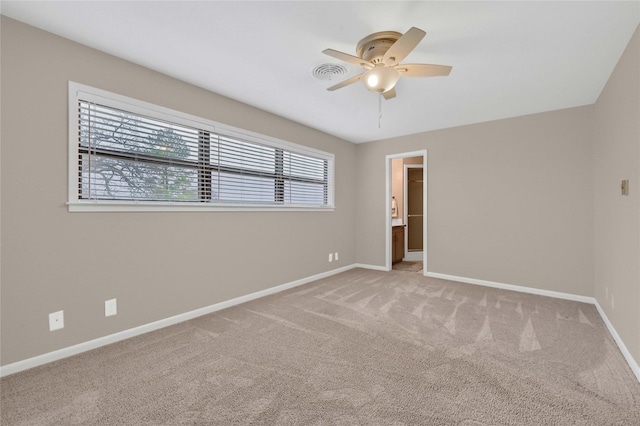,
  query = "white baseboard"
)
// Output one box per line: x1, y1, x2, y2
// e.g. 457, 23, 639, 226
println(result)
425, 271, 640, 383
593, 300, 640, 383
403, 251, 423, 262
0, 264, 355, 377
353, 263, 390, 272
424, 272, 595, 304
